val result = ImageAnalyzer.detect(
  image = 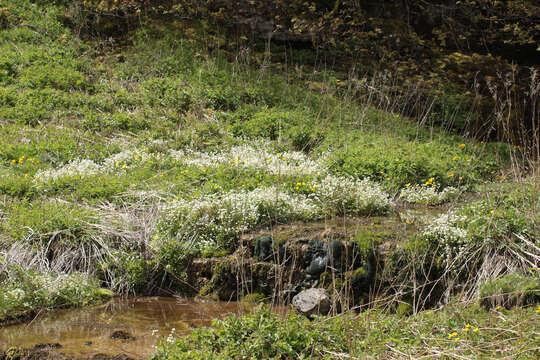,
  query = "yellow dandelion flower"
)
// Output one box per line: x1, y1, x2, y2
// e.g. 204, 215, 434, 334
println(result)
490, 210, 494, 215
459, 143, 466, 148
386, 177, 391, 181
473, 328, 479, 332
10, 159, 16, 165
448, 173, 454, 177
406, 183, 411, 187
